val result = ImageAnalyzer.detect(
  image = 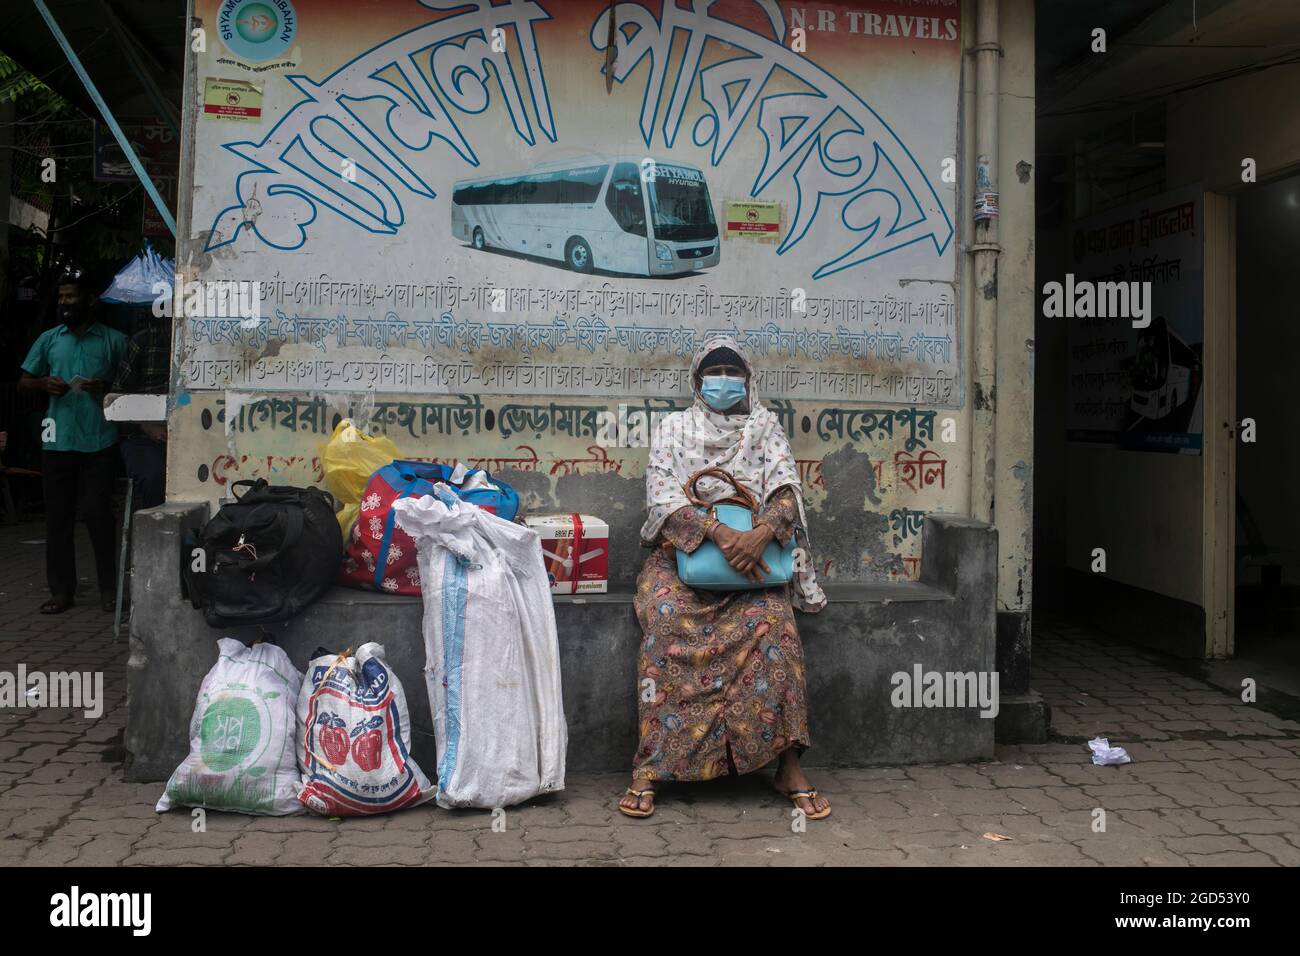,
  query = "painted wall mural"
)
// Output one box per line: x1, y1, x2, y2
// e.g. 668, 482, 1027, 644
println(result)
177, 0, 966, 581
